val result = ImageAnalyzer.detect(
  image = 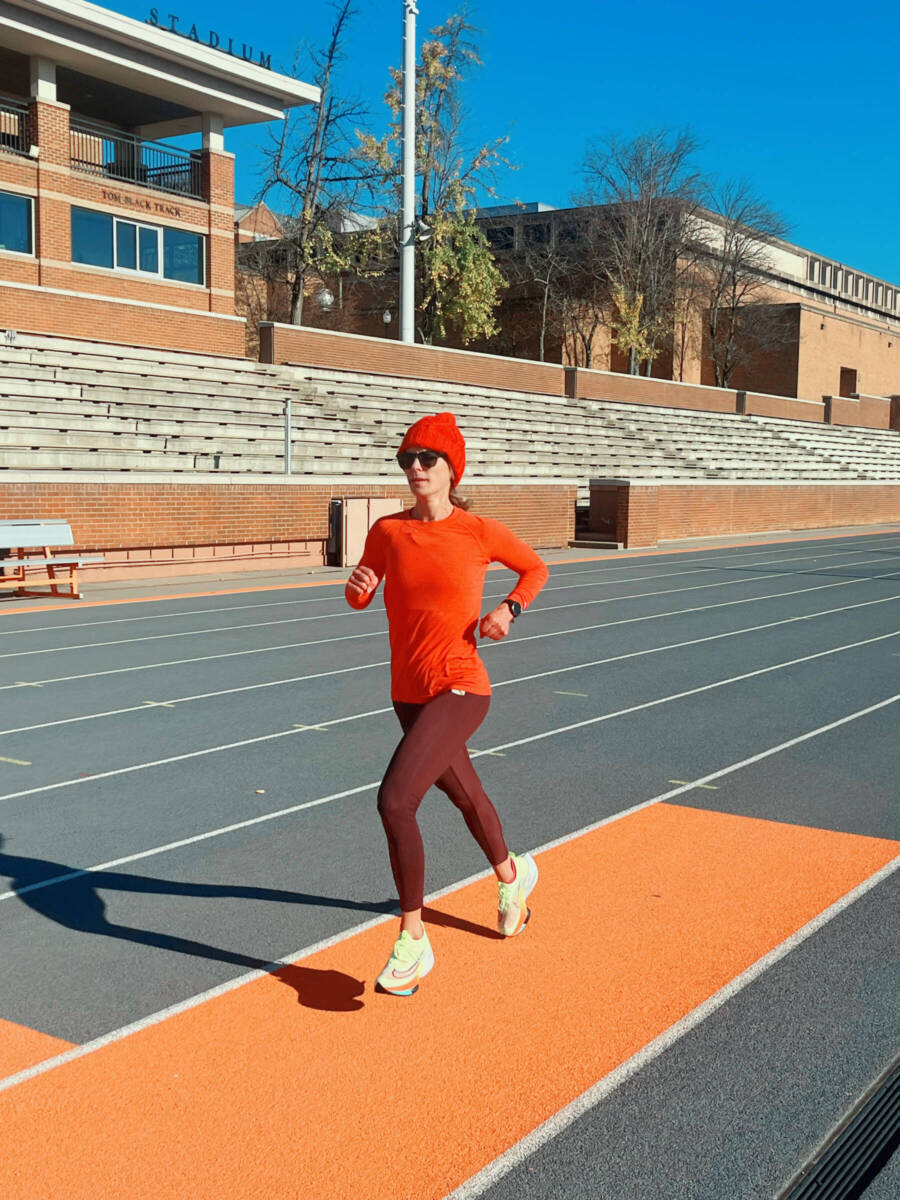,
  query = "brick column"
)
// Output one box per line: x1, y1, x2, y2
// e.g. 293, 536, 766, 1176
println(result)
202, 149, 235, 314
28, 98, 72, 269
620, 484, 659, 548
890, 397, 900, 433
